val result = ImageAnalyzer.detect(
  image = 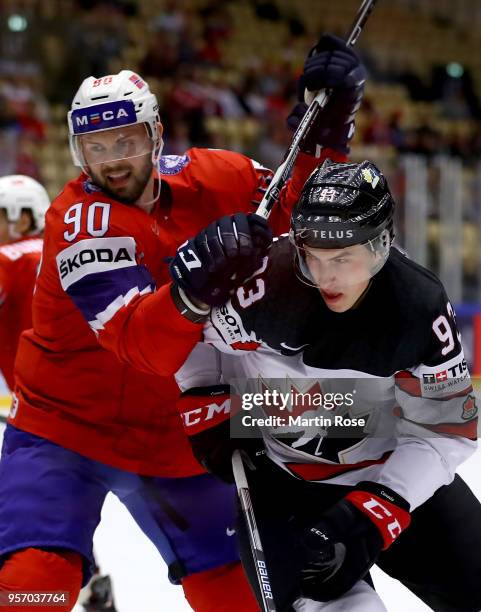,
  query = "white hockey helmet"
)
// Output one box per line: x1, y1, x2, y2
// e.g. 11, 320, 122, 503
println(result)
67, 70, 163, 170
0, 174, 50, 233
